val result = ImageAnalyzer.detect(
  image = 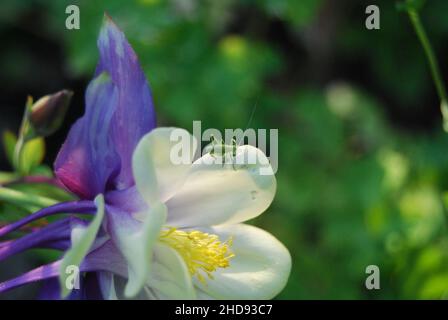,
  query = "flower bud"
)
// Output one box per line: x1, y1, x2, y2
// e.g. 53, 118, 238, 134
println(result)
29, 90, 73, 137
